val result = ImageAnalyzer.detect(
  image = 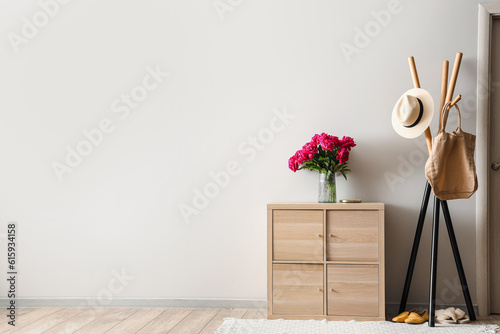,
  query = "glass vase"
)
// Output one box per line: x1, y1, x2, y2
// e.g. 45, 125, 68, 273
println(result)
318, 172, 336, 203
